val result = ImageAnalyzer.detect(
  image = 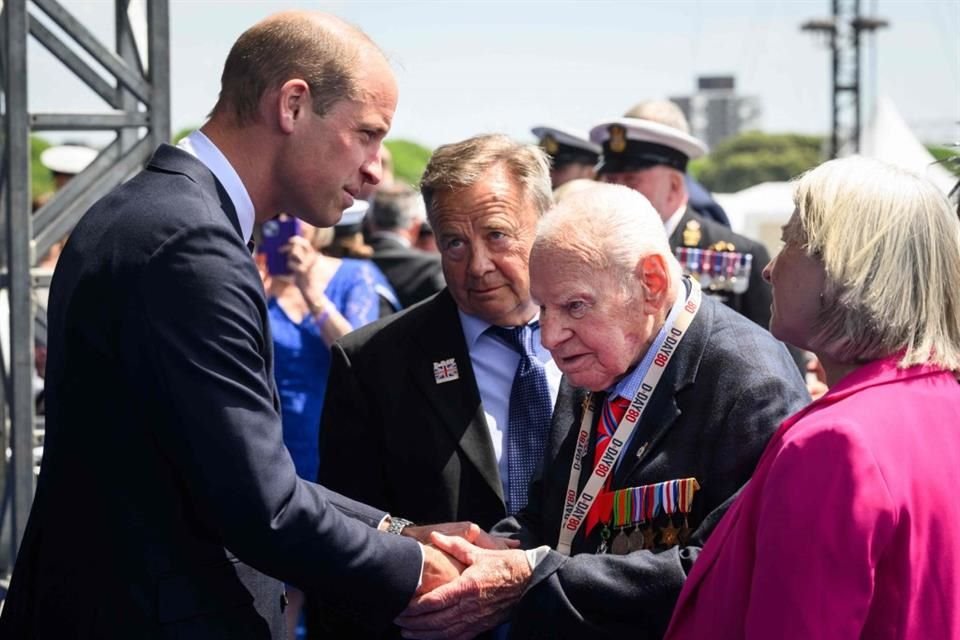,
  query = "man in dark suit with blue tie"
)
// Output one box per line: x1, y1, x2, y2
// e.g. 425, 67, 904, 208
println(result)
317, 135, 565, 637
0, 11, 460, 639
